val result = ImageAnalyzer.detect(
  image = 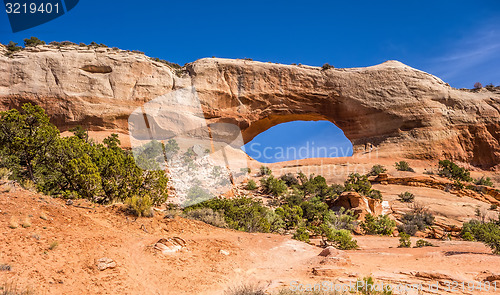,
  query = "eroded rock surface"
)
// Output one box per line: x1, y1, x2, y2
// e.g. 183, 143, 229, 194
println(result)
1, 45, 499, 168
